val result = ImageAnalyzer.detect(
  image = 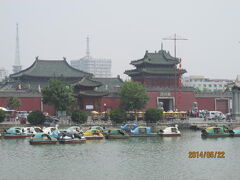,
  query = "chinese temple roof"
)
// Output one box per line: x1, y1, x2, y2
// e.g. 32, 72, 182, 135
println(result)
130, 50, 179, 66
77, 90, 109, 97
73, 77, 102, 87
93, 76, 123, 92
10, 57, 92, 78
